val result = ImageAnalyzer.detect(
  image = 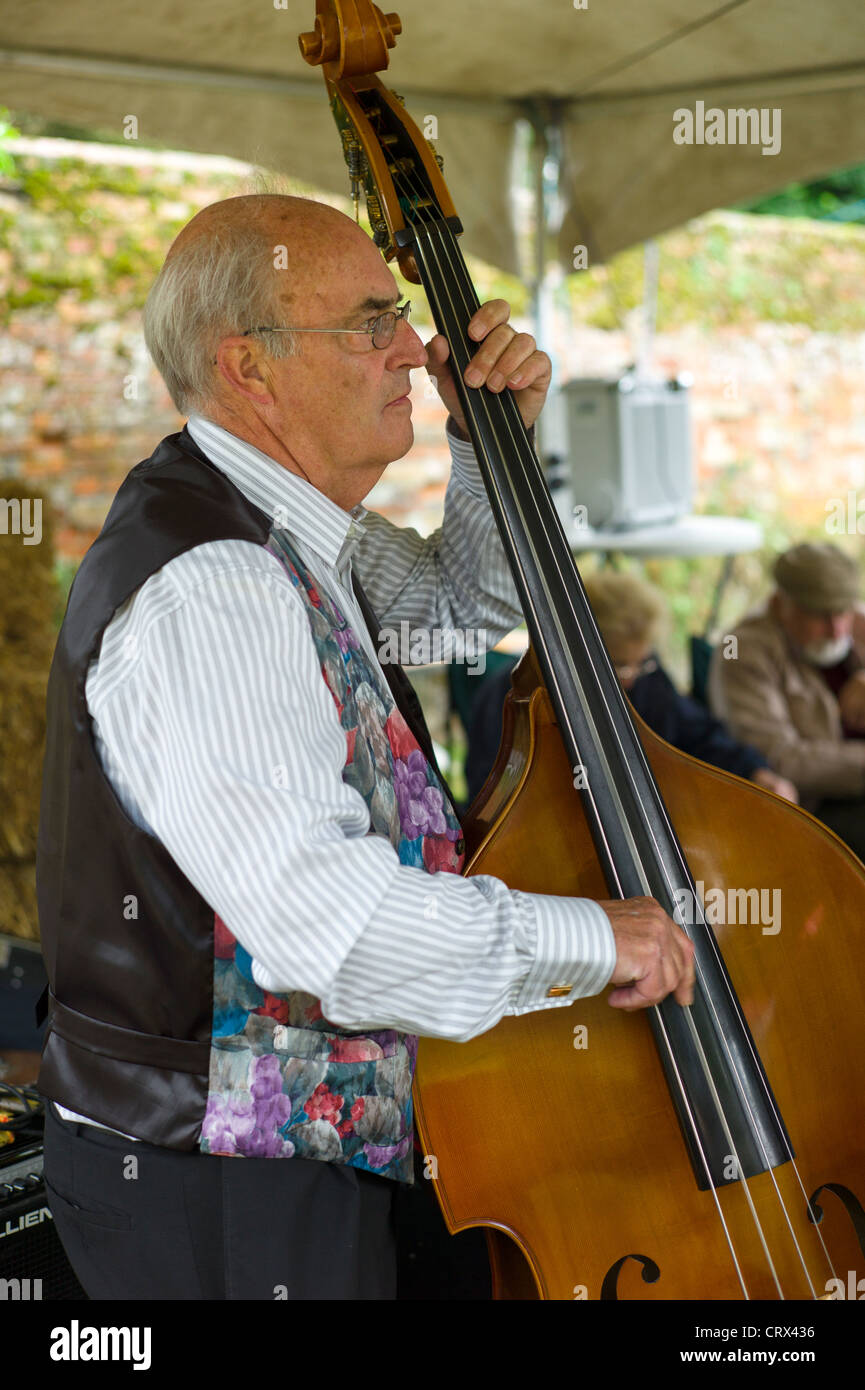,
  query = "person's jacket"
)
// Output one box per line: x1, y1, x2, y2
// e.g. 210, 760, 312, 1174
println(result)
708, 606, 865, 805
